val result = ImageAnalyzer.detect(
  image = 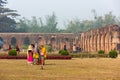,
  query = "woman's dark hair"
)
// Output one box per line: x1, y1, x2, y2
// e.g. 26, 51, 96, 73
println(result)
31, 44, 35, 48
